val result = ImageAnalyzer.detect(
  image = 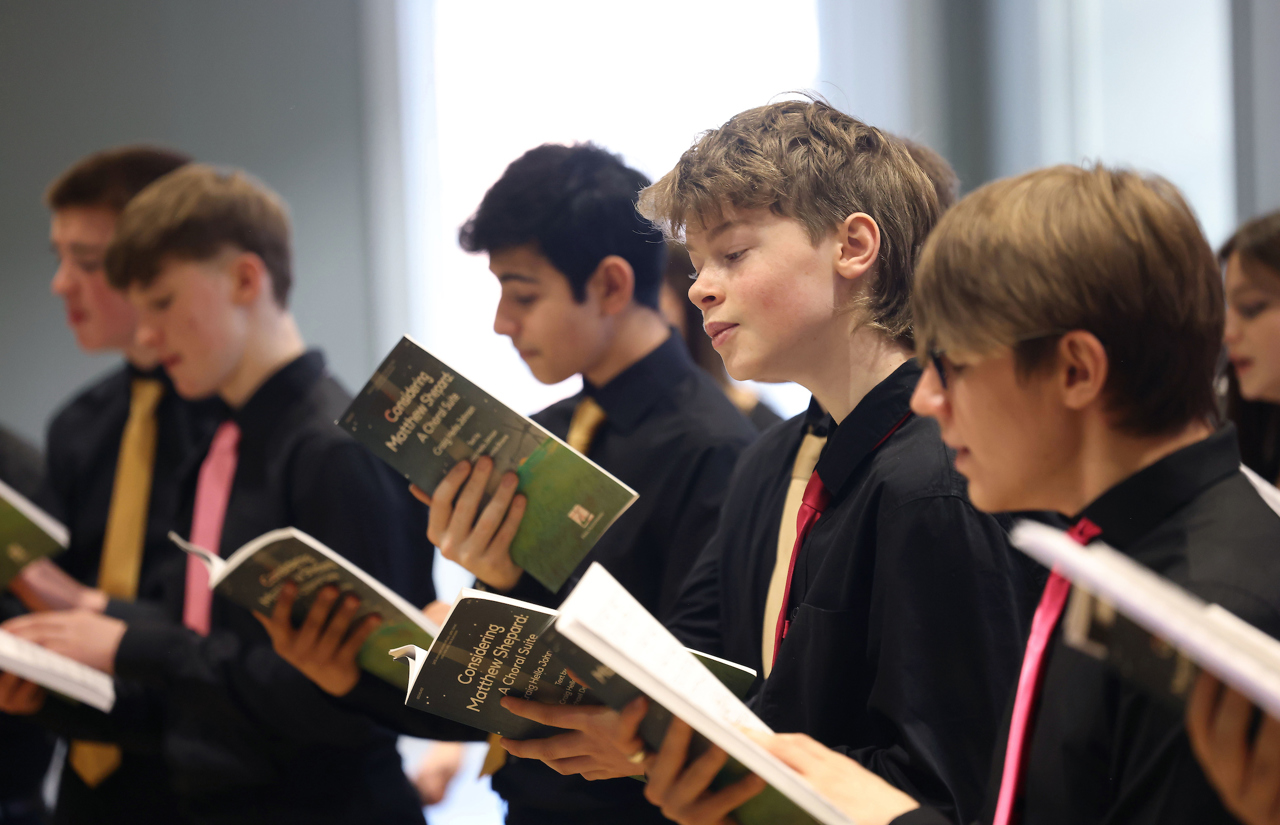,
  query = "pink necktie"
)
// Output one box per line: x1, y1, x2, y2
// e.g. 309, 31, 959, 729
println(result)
992, 517, 1101, 825
184, 421, 240, 635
